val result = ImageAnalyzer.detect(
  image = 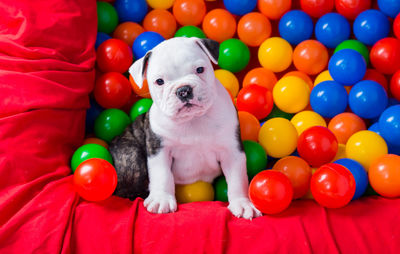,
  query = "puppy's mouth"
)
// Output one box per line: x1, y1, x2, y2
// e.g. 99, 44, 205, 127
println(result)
178, 102, 197, 113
